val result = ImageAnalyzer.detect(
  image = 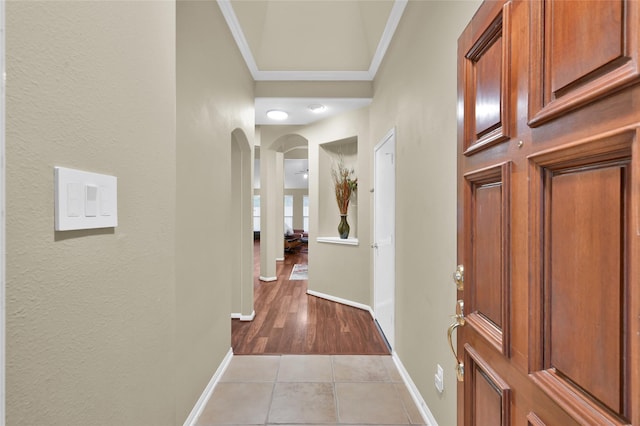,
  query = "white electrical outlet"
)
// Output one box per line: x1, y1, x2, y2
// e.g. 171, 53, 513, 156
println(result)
434, 364, 444, 393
